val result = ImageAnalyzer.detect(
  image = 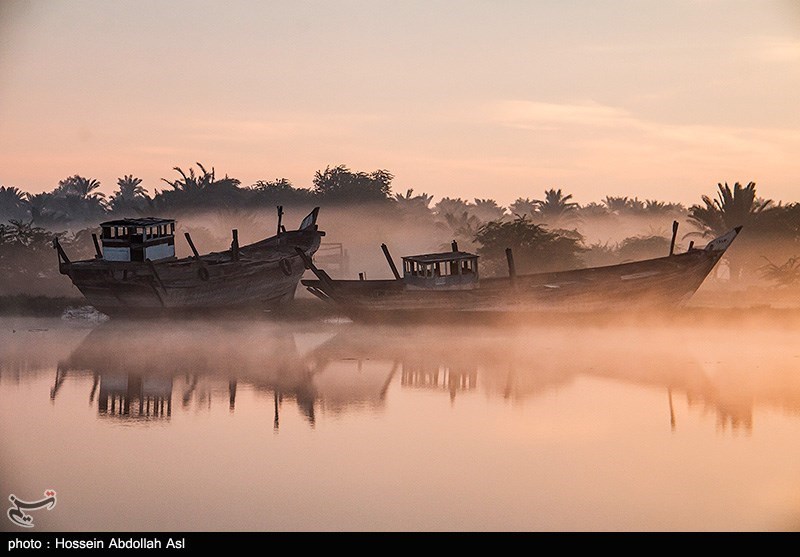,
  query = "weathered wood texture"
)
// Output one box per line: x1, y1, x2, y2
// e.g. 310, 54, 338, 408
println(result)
302, 228, 741, 322
60, 219, 323, 317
